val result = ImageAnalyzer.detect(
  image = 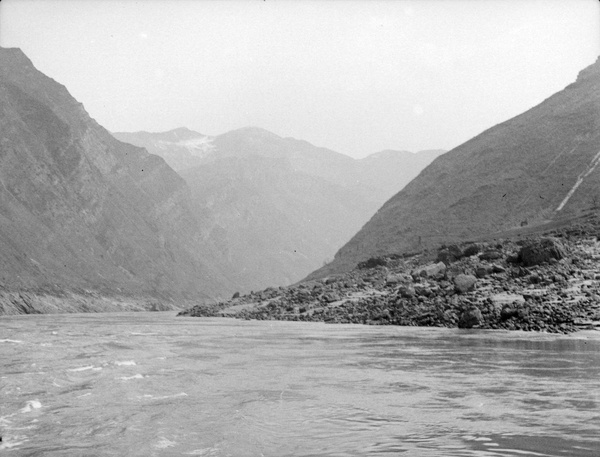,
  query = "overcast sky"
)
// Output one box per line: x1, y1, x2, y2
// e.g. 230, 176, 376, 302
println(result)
1, 0, 599, 158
